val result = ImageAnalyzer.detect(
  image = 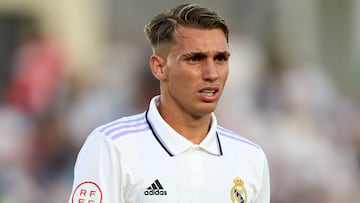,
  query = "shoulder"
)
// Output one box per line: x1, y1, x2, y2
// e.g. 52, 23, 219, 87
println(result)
74, 112, 151, 164
216, 125, 262, 151
91, 112, 150, 142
